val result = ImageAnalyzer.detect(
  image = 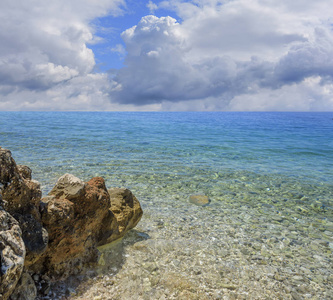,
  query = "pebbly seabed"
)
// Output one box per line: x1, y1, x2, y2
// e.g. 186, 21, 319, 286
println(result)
1, 112, 332, 299
61, 170, 333, 300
